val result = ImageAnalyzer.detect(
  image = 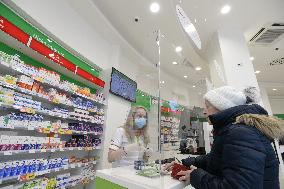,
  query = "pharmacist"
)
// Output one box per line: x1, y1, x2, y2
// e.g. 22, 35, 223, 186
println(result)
108, 106, 152, 167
